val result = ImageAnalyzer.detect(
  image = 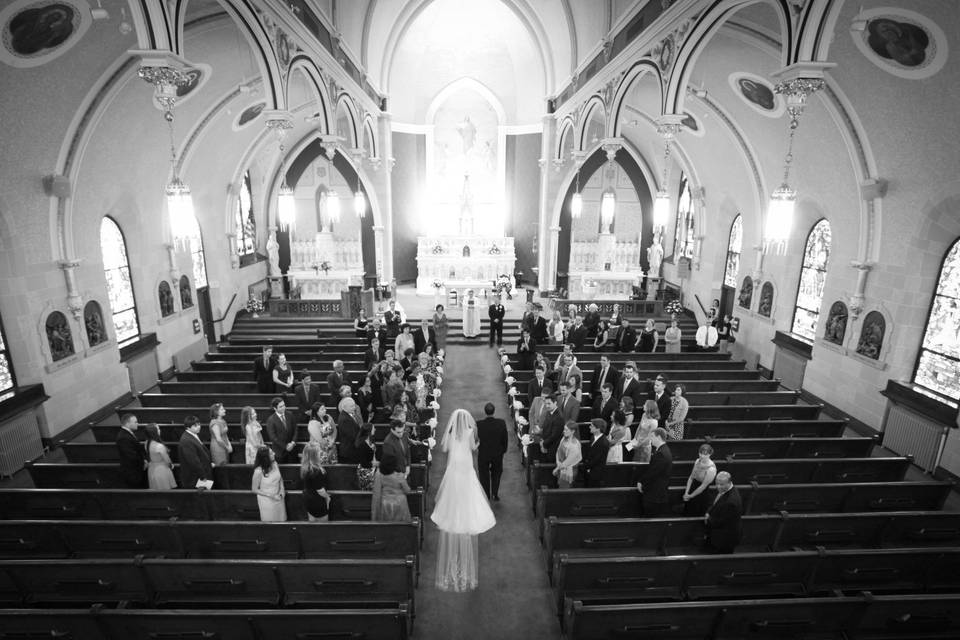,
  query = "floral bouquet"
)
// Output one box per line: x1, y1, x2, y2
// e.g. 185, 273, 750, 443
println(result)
428, 417, 438, 430
513, 400, 523, 410
494, 274, 512, 297
436, 376, 443, 386
503, 364, 512, 374
430, 400, 440, 410
436, 365, 444, 375
500, 354, 509, 365
426, 436, 437, 449
516, 415, 529, 427
433, 388, 442, 398
504, 376, 515, 385
320, 260, 332, 274
520, 434, 533, 446
507, 387, 517, 397
666, 300, 684, 316
246, 297, 264, 314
